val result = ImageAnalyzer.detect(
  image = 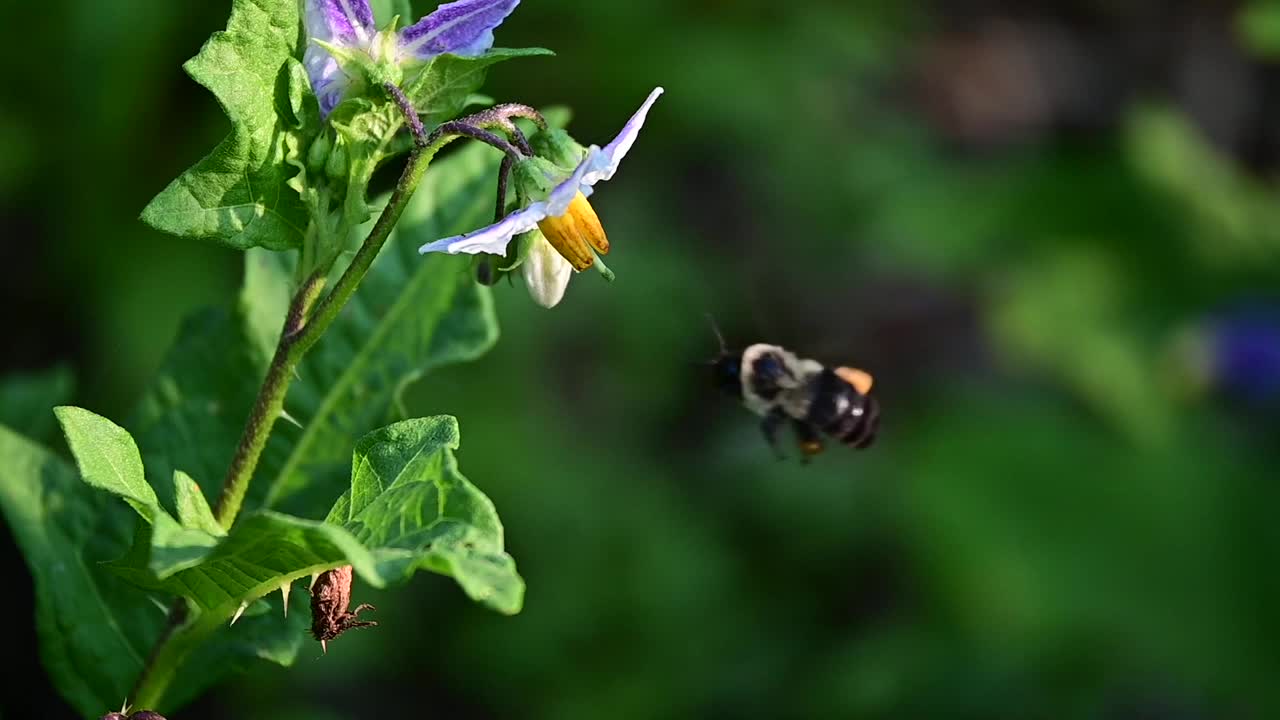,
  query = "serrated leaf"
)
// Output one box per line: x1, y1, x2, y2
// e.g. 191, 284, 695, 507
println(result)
0, 366, 74, 442
112, 417, 522, 615
55, 406, 158, 522
404, 48, 553, 125
175, 470, 224, 536
141, 0, 309, 250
